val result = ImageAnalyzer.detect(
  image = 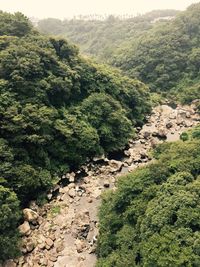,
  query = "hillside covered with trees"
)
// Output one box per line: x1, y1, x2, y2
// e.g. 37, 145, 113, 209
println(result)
97, 126, 200, 266
38, 4, 200, 104
113, 3, 200, 102
37, 10, 178, 64
0, 11, 151, 260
